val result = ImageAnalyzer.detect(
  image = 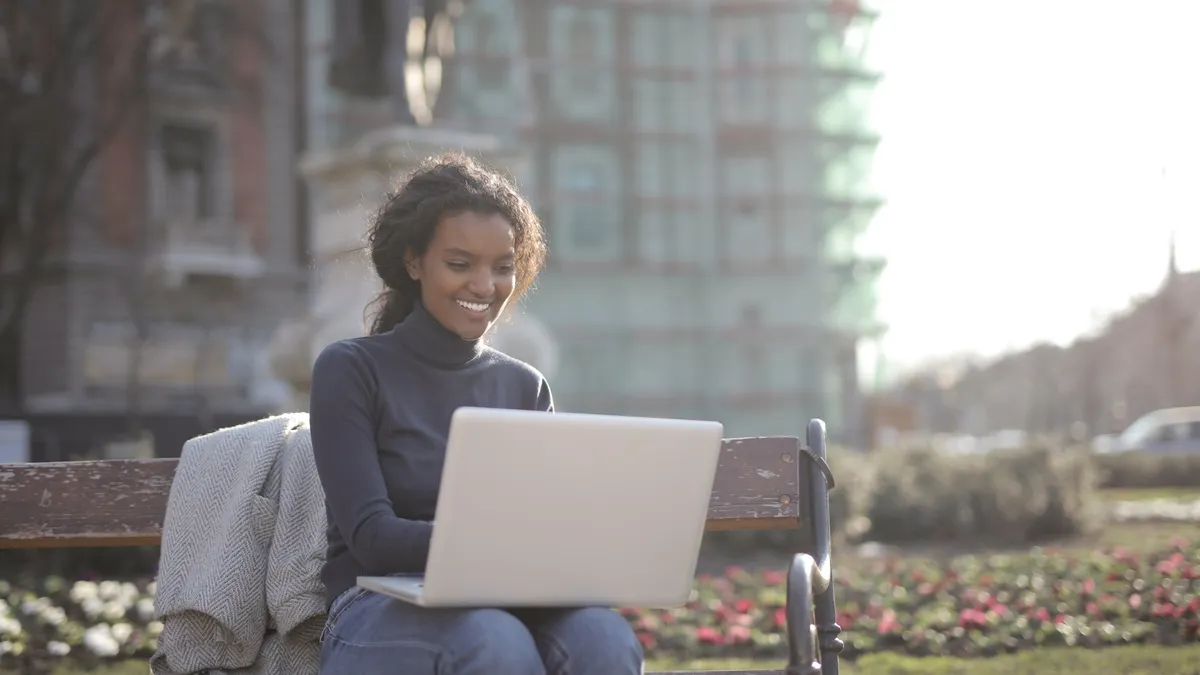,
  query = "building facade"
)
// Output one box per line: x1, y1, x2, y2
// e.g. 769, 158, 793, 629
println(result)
445, 0, 885, 440
293, 0, 885, 443
18, 0, 307, 422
